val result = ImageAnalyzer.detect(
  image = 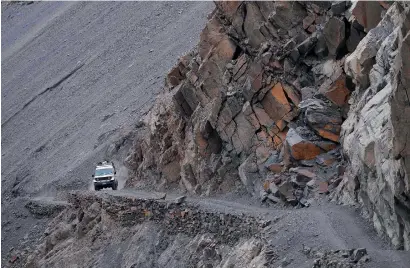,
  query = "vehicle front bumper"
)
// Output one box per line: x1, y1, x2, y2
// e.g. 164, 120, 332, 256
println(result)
93, 180, 116, 187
